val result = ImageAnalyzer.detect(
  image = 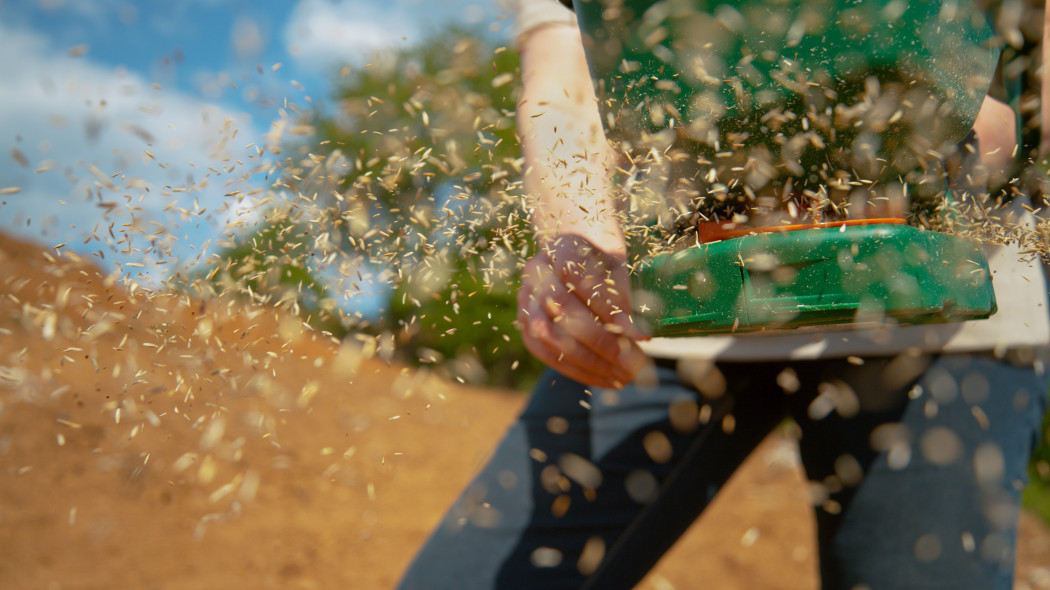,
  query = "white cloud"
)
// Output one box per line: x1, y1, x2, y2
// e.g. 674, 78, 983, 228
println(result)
283, 0, 420, 73
0, 22, 264, 283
